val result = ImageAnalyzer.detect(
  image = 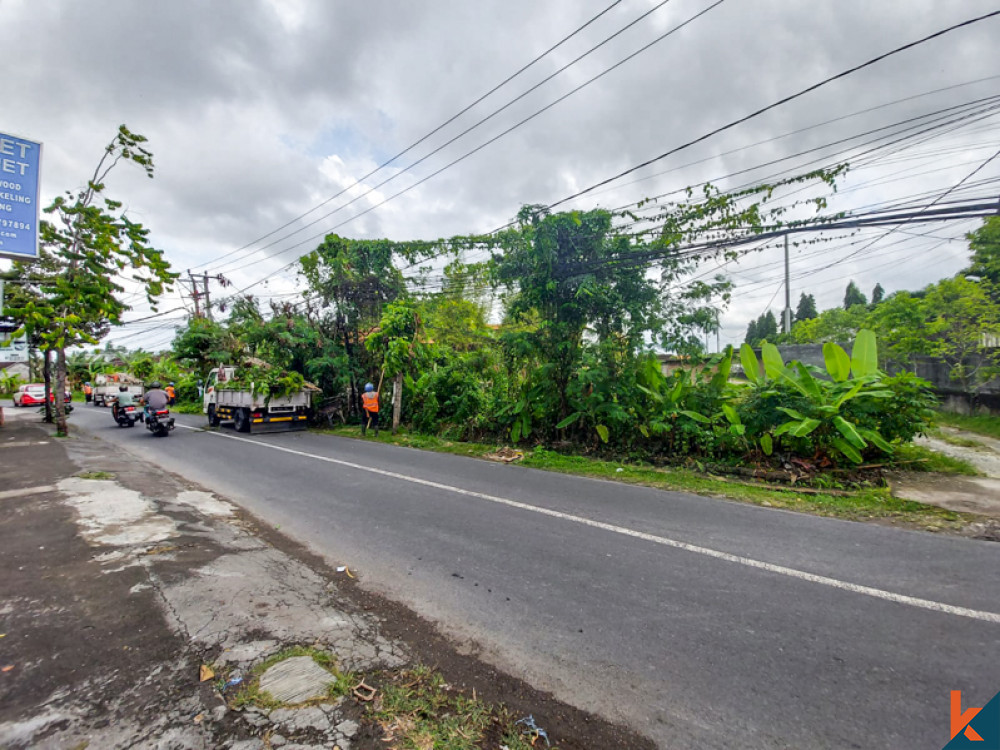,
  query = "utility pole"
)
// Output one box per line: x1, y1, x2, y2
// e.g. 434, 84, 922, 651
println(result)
187, 270, 201, 318
782, 233, 793, 334
203, 273, 213, 322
